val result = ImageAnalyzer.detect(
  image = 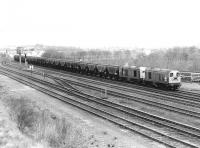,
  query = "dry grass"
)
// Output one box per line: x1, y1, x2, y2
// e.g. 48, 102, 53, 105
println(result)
4, 97, 90, 148
0, 84, 7, 95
